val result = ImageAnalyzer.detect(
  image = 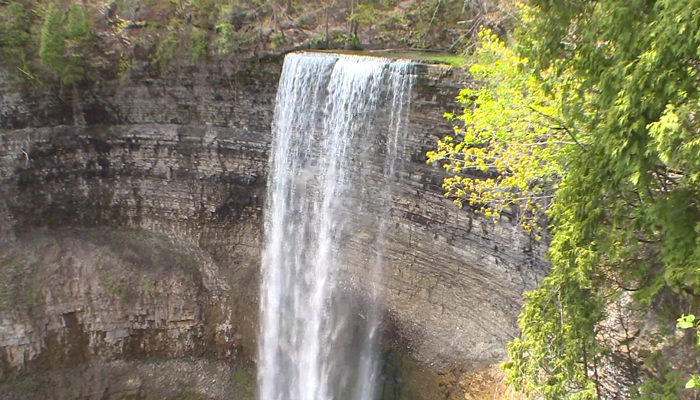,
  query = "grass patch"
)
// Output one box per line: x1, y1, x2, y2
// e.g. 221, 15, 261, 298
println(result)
423, 54, 467, 67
